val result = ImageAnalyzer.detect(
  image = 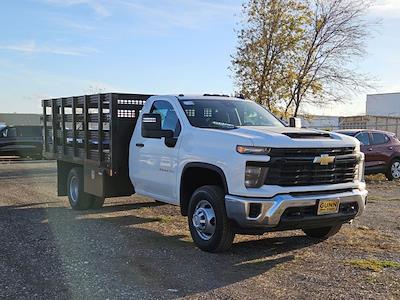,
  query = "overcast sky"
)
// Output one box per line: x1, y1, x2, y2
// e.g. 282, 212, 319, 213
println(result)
1, 0, 399, 116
